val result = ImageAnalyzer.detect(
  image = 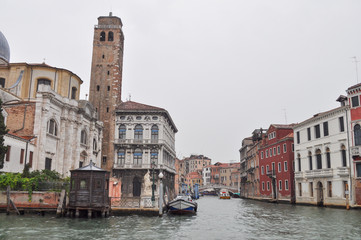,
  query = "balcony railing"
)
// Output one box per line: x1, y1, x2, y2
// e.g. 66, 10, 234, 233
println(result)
351, 146, 361, 157
266, 170, 276, 178
114, 139, 161, 145
304, 169, 333, 178
336, 167, 349, 177
295, 171, 304, 179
